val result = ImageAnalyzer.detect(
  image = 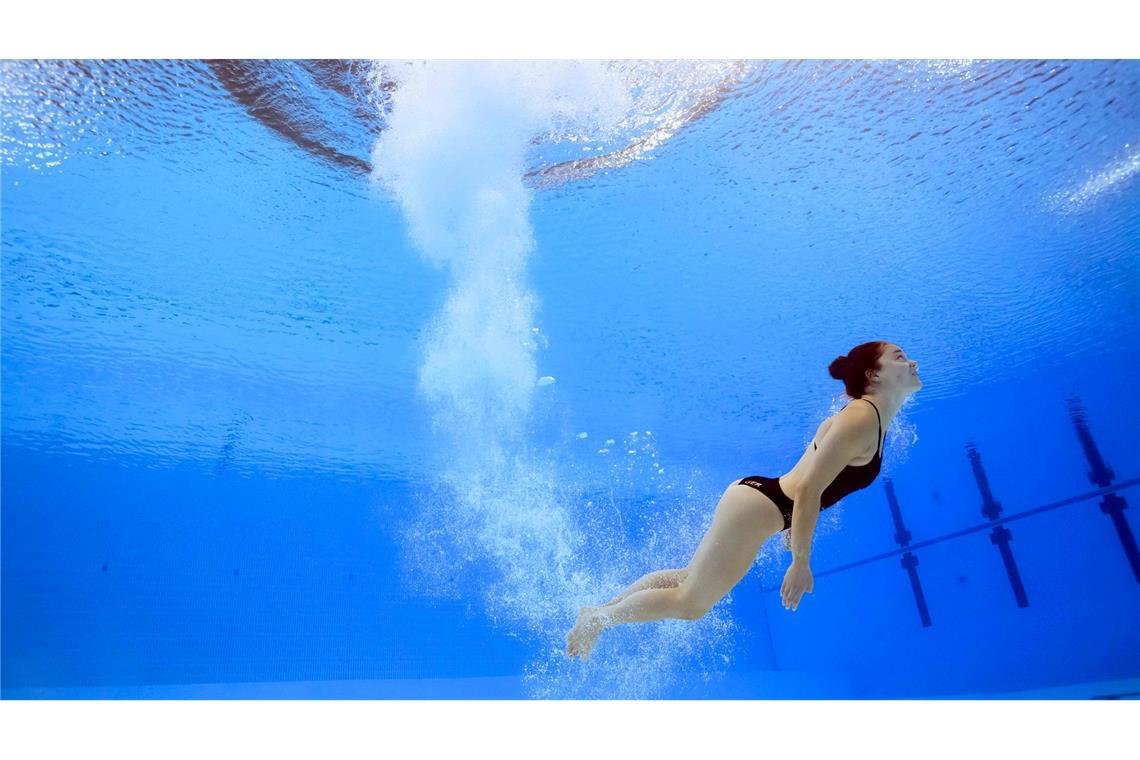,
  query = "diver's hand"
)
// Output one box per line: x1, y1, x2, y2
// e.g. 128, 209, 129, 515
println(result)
781, 560, 814, 611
